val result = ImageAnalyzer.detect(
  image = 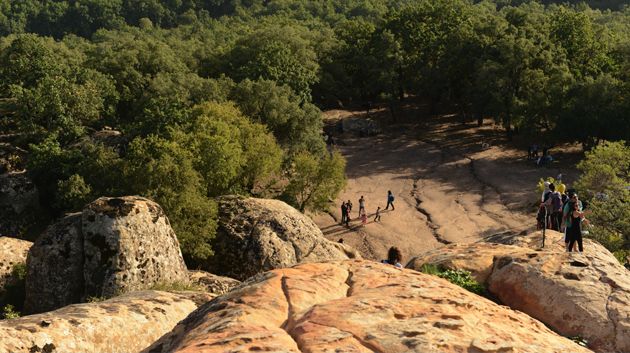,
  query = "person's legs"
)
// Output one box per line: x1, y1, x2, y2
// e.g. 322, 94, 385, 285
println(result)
577, 235, 583, 252
568, 238, 576, 252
